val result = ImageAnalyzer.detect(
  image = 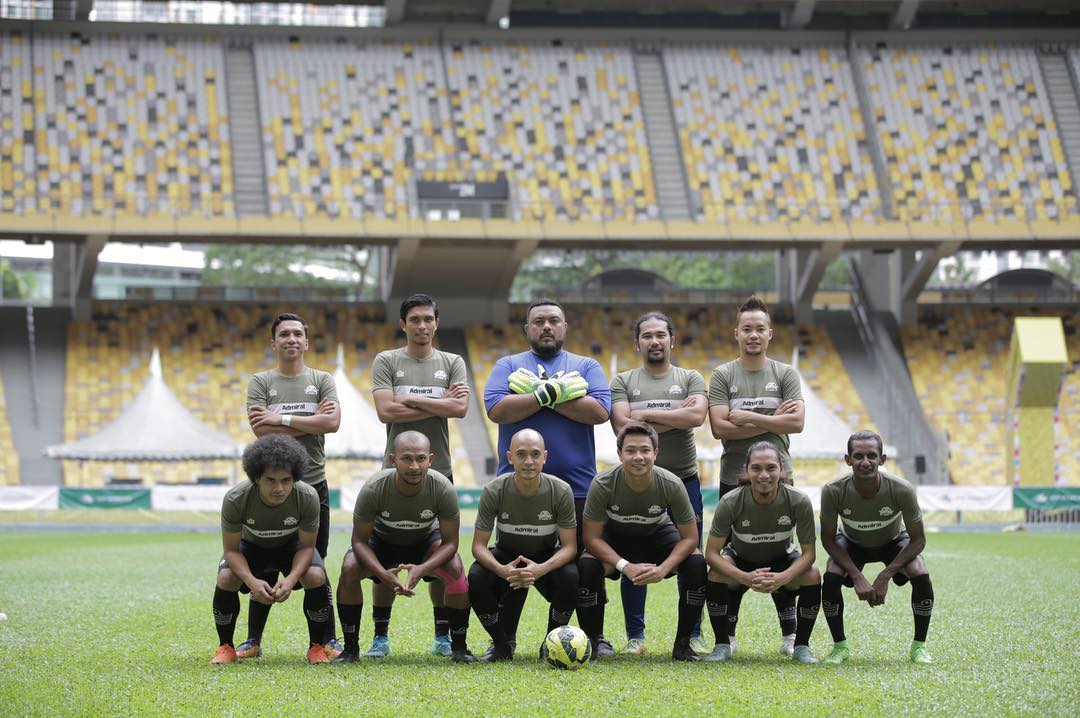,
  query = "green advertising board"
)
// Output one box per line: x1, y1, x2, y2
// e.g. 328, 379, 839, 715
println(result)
59, 488, 152, 510
1012, 486, 1080, 510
